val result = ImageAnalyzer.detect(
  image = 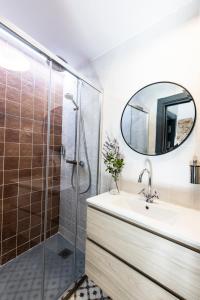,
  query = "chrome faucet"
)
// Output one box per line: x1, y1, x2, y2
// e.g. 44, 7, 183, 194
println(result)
138, 168, 159, 203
